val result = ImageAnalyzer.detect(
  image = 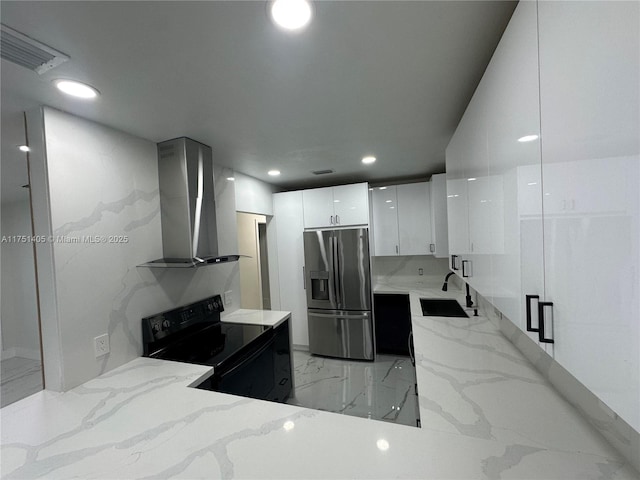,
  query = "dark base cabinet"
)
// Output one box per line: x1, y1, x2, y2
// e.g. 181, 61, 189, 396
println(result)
197, 320, 292, 403
374, 294, 412, 356
271, 320, 292, 402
